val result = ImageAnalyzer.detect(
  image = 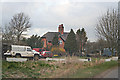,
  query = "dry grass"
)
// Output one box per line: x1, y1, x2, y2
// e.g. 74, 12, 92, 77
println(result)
47, 56, 108, 78
47, 56, 85, 78
2, 56, 110, 78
